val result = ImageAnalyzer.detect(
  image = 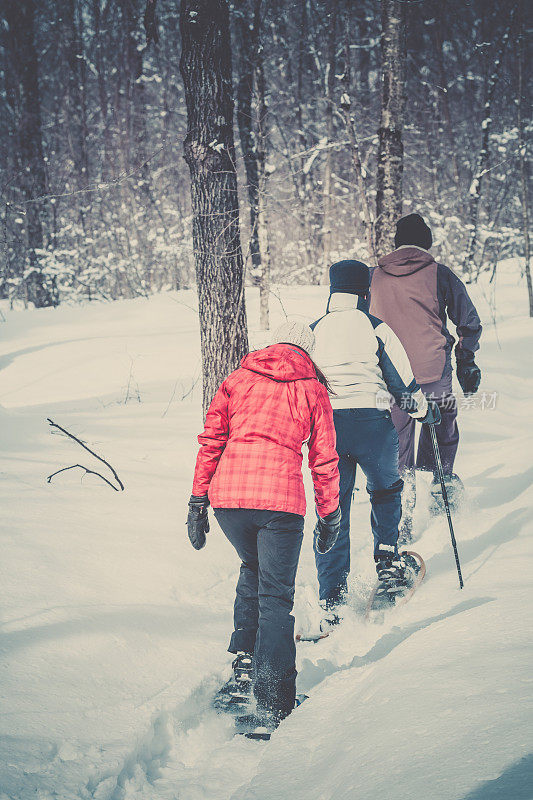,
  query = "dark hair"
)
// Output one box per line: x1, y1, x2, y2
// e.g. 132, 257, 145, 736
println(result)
311, 358, 335, 395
